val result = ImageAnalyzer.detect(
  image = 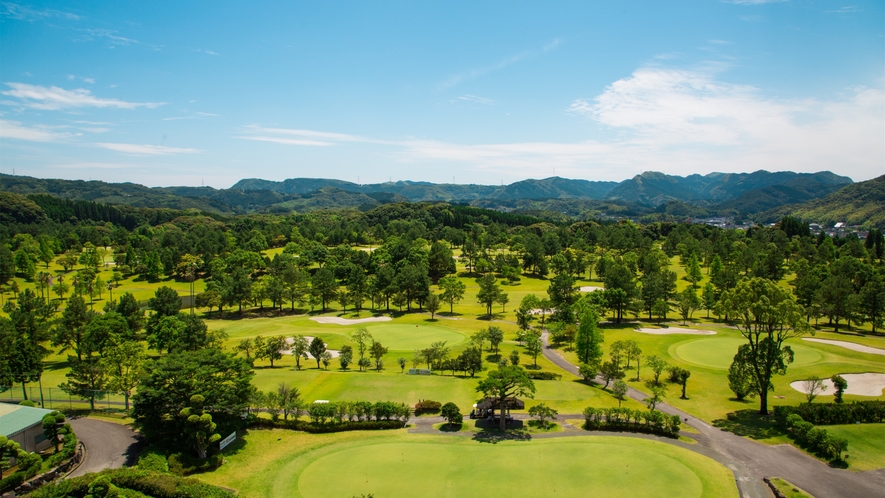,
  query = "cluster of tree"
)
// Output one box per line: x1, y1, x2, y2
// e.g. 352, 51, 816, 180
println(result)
582, 406, 682, 437
303, 400, 412, 426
